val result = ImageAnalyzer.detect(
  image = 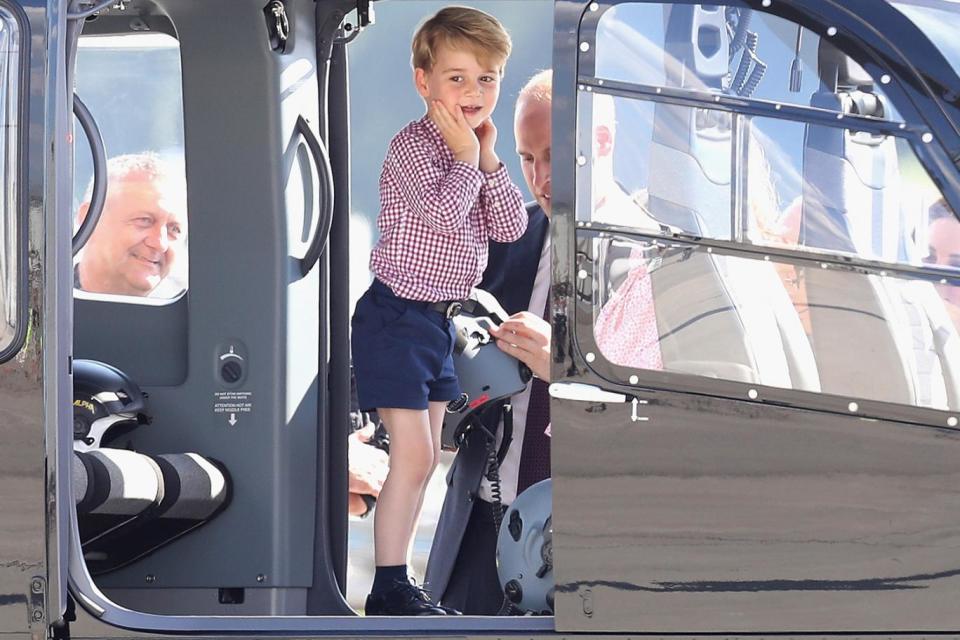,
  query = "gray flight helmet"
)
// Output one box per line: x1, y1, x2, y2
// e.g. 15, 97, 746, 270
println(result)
497, 478, 553, 614
442, 288, 531, 451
